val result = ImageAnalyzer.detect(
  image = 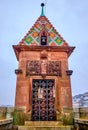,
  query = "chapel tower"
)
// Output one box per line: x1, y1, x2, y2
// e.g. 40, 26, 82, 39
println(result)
13, 3, 75, 121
